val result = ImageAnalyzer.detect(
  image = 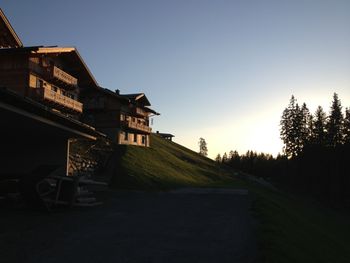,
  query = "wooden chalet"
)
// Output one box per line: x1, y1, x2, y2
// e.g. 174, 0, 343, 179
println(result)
0, 8, 159, 148
0, 46, 98, 118
0, 9, 99, 119
82, 88, 159, 147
